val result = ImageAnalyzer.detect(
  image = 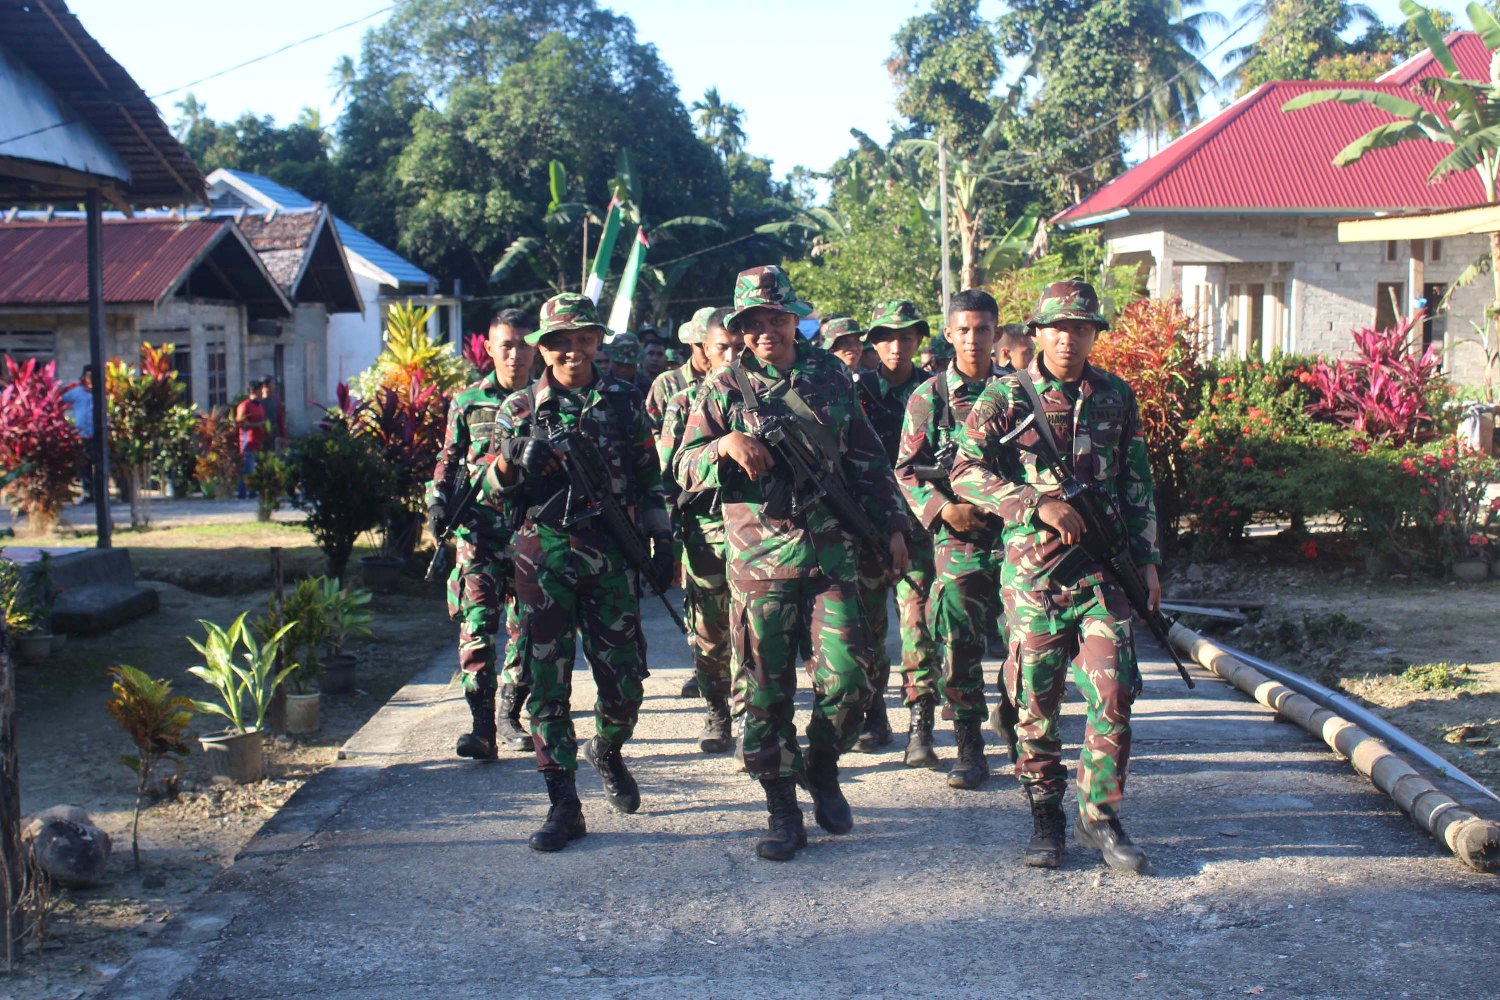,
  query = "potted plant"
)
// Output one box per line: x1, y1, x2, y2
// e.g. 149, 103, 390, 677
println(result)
321, 578, 374, 694
187, 612, 297, 784
0, 556, 50, 663
277, 579, 329, 733
105, 665, 193, 867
